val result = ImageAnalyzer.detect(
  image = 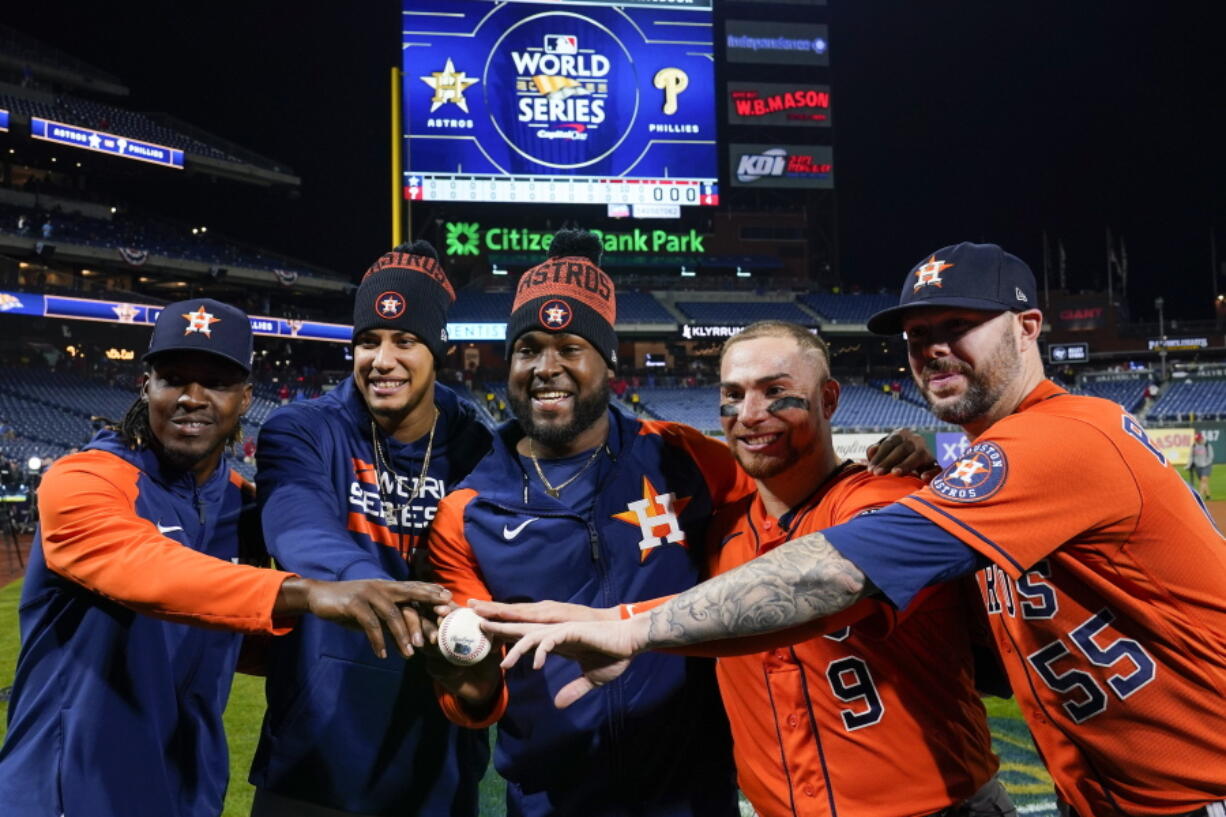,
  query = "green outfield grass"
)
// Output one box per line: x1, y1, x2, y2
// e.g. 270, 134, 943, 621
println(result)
0, 578, 1056, 817
1183, 461, 1226, 500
